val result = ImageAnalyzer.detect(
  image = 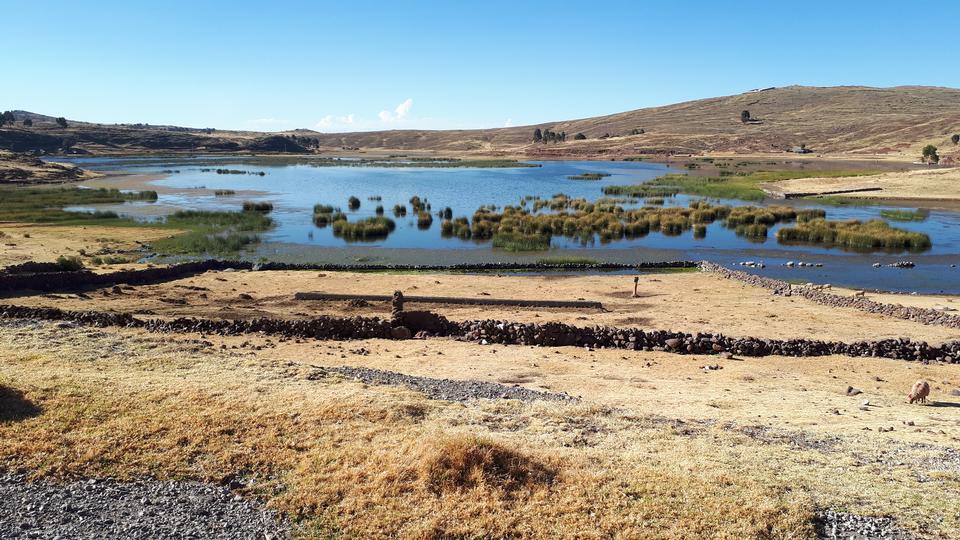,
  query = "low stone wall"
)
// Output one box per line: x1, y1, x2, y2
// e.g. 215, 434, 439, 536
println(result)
2, 304, 957, 363
700, 262, 960, 329
455, 319, 959, 362
0, 259, 698, 296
